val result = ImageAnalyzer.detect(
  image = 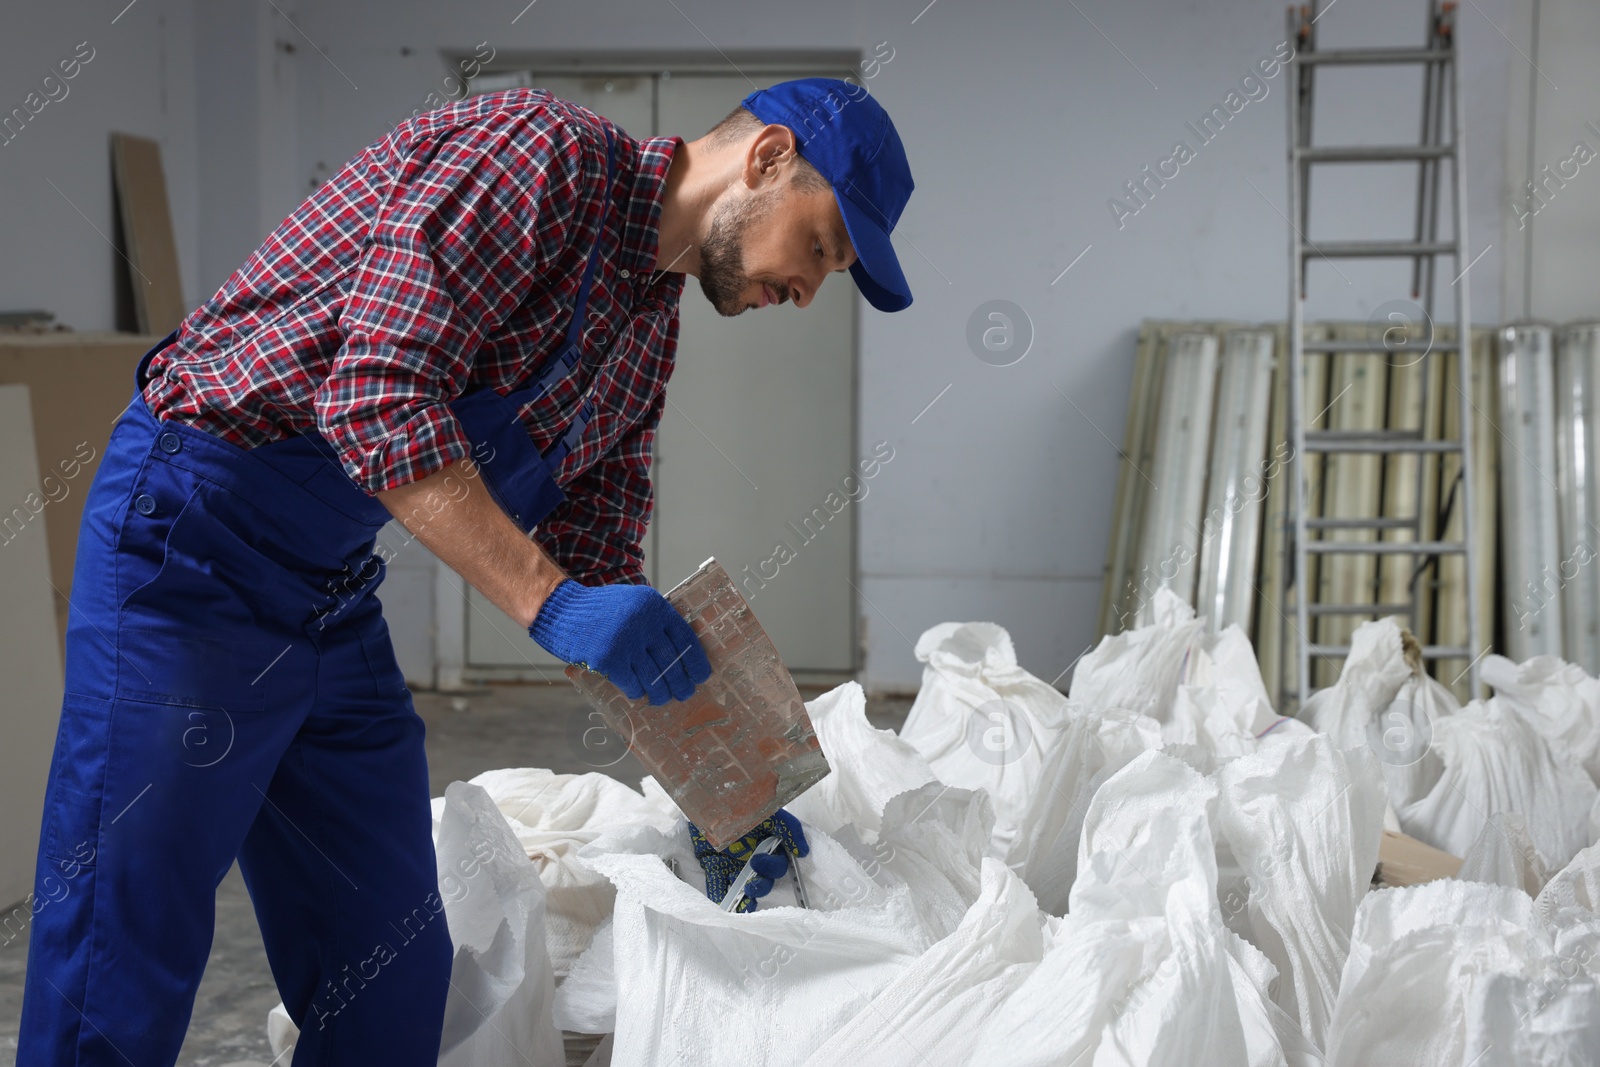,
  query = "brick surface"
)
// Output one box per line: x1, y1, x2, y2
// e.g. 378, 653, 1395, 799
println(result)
566, 558, 830, 848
